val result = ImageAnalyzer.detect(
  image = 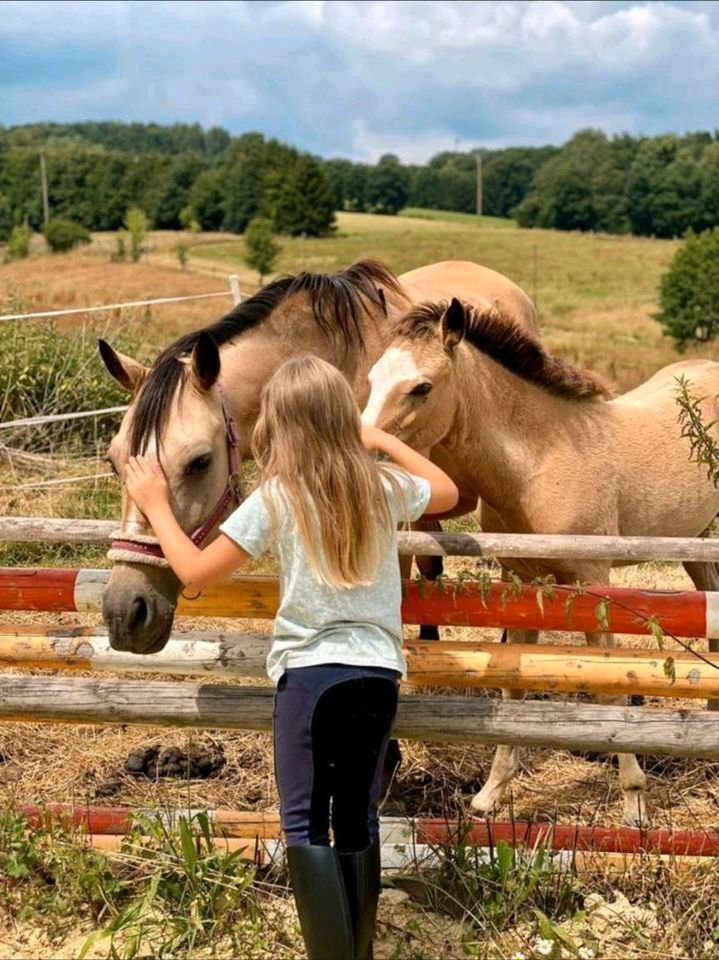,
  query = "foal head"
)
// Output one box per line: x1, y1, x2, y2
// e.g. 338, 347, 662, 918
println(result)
362, 297, 610, 451
361, 299, 468, 450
